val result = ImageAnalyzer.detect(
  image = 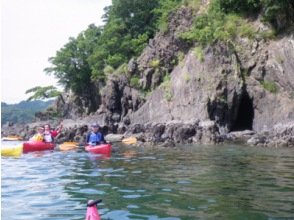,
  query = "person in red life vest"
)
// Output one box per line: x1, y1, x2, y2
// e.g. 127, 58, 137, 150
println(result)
43, 121, 63, 143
